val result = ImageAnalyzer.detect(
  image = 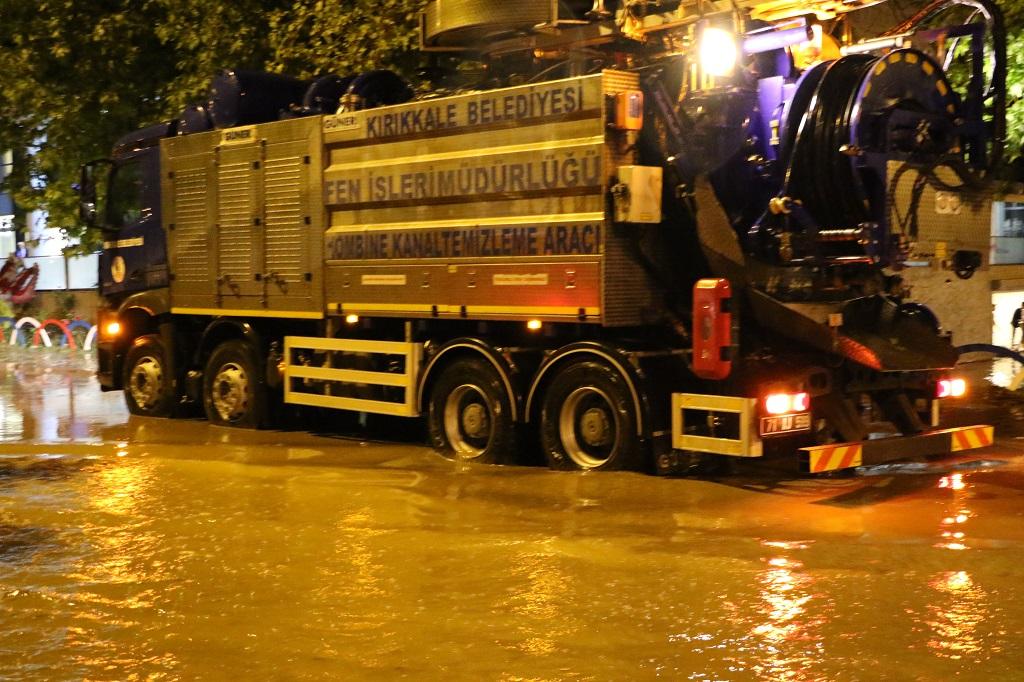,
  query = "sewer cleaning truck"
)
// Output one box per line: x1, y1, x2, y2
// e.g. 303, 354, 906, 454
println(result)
80, 0, 1003, 474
